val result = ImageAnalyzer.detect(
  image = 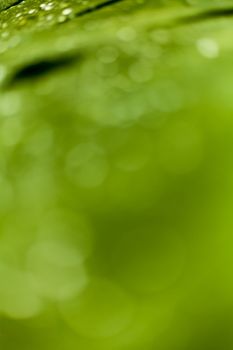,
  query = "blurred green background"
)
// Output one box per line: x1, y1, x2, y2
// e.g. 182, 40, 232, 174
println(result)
0, 0, 233, 349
